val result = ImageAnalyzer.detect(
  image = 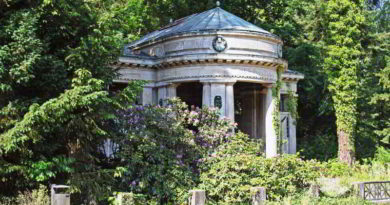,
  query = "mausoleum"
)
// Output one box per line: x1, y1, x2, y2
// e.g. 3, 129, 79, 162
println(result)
113, 4, 304, 158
